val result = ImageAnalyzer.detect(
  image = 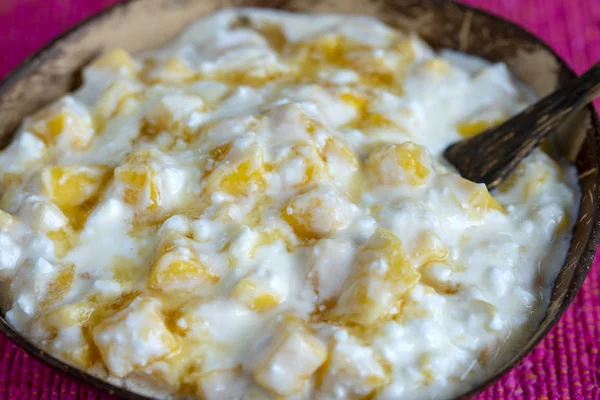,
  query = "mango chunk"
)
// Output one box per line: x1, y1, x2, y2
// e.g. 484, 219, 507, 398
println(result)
114, 155, 162, 210
282, 186, 354, 240
410, 231, 449, 267
92, 297, 177, 377
207, 146, 265, 197
89, 49, 138, 77
450, 176, 506, 217
141, 94, 206, 138
367, 141, 433, 187
27, 98, 95, 150
253, 317, 327, 396
231, 275, 284, 312
42, 165, 110, 208
143, 57, 195, 85
275, 142, 325, 189
40, 264, 75, 309
328, 228, 419, 325
317, 335, 390, 398
148, 240, 219, 293
94, 80, 142, 130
